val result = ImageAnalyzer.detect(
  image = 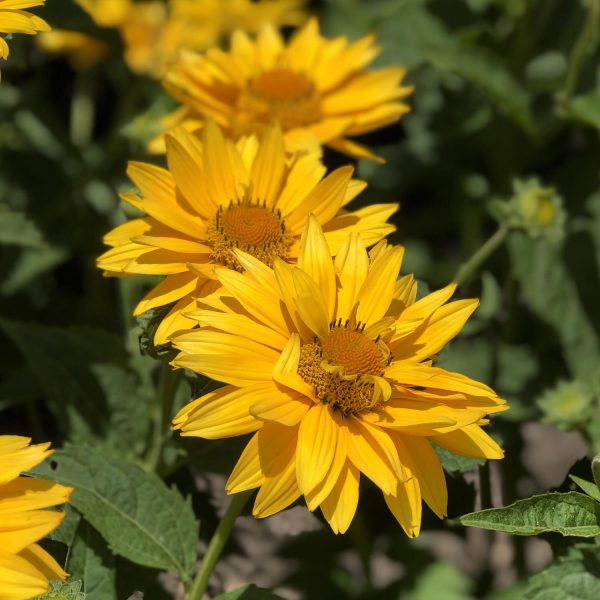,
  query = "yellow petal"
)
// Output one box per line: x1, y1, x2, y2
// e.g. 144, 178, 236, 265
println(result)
285, 166, 354, 231
346, 417, 403, 495
250, 124, 286, 207
355, 244, 404, 325
172, 330, 280, 387
0, 437, 51, 486
400, 283, 457, 322
253, 423, 301, 518
0, 510, 65, 553
191, 308, 288, 351
392, 434, 447, 519
395, 299, 479, 361
172, 383, 265, 438
216, 267, 289, 337
226, 431, 263, 494
297, 215, 336, 320
273, 259, 313, 340
296, 403, 339, 495
134, 272, 198, 317
277, 153, 326, 218
305, 415, 348, 511
320, 461, 359, 534
334, 232, 369, 320
127, 162, 204, 238
250, 386, 312, 427
384, 476, 422, 537
0, 478, 71, 515
0, 548, 51, 599
272, 333, 315, 399
432, 424, 504, 460
154, 293, 199, 346
17, 543, 67, 582
292, 267, 329, 339
201, 120, 246, 207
